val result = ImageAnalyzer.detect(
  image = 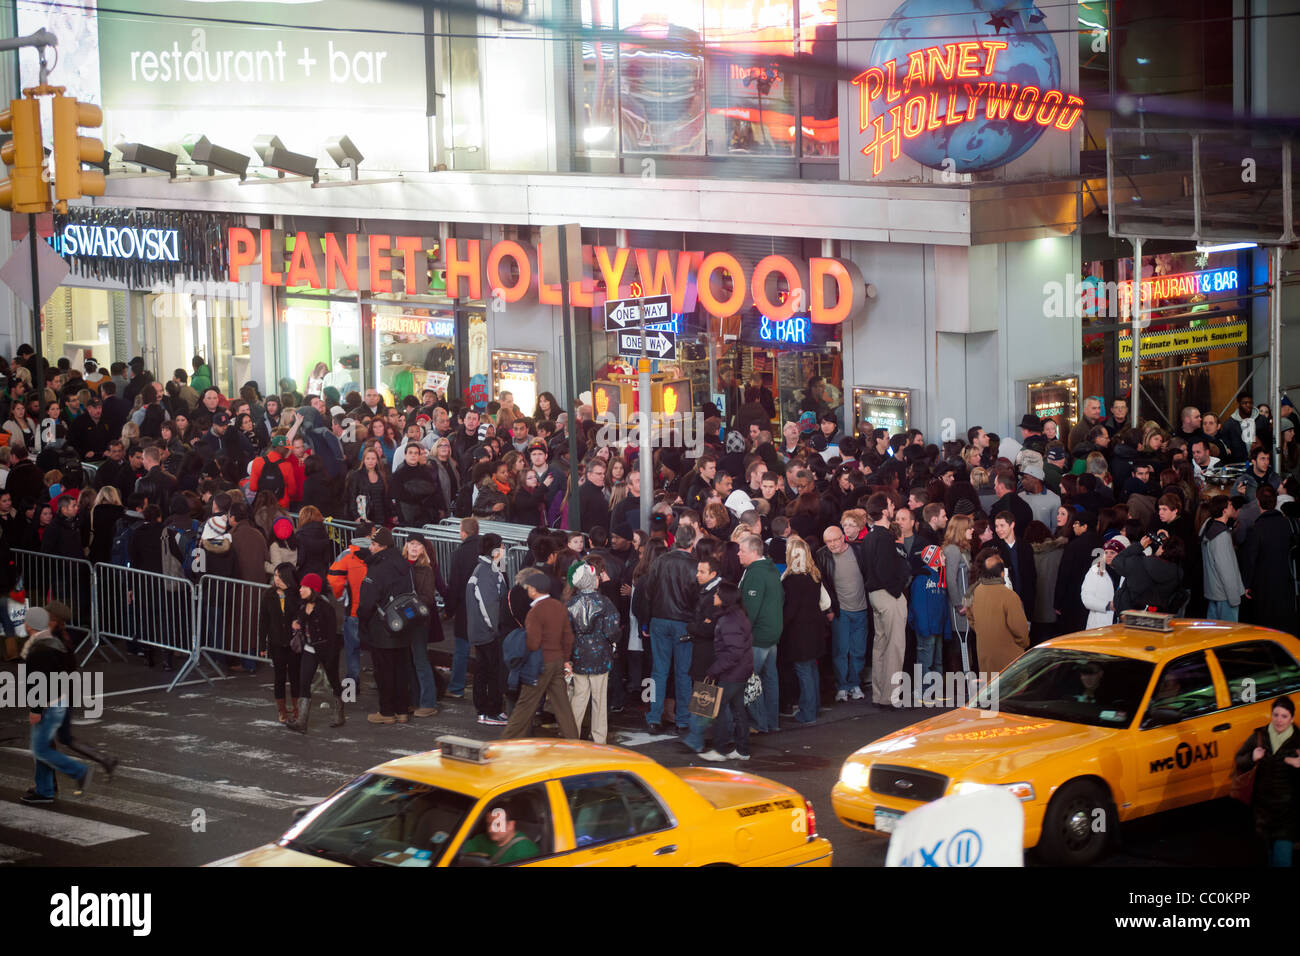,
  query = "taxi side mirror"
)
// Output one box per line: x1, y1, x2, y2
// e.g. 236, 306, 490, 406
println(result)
1141, 707, 1181, 729
292, 806, 311, 822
